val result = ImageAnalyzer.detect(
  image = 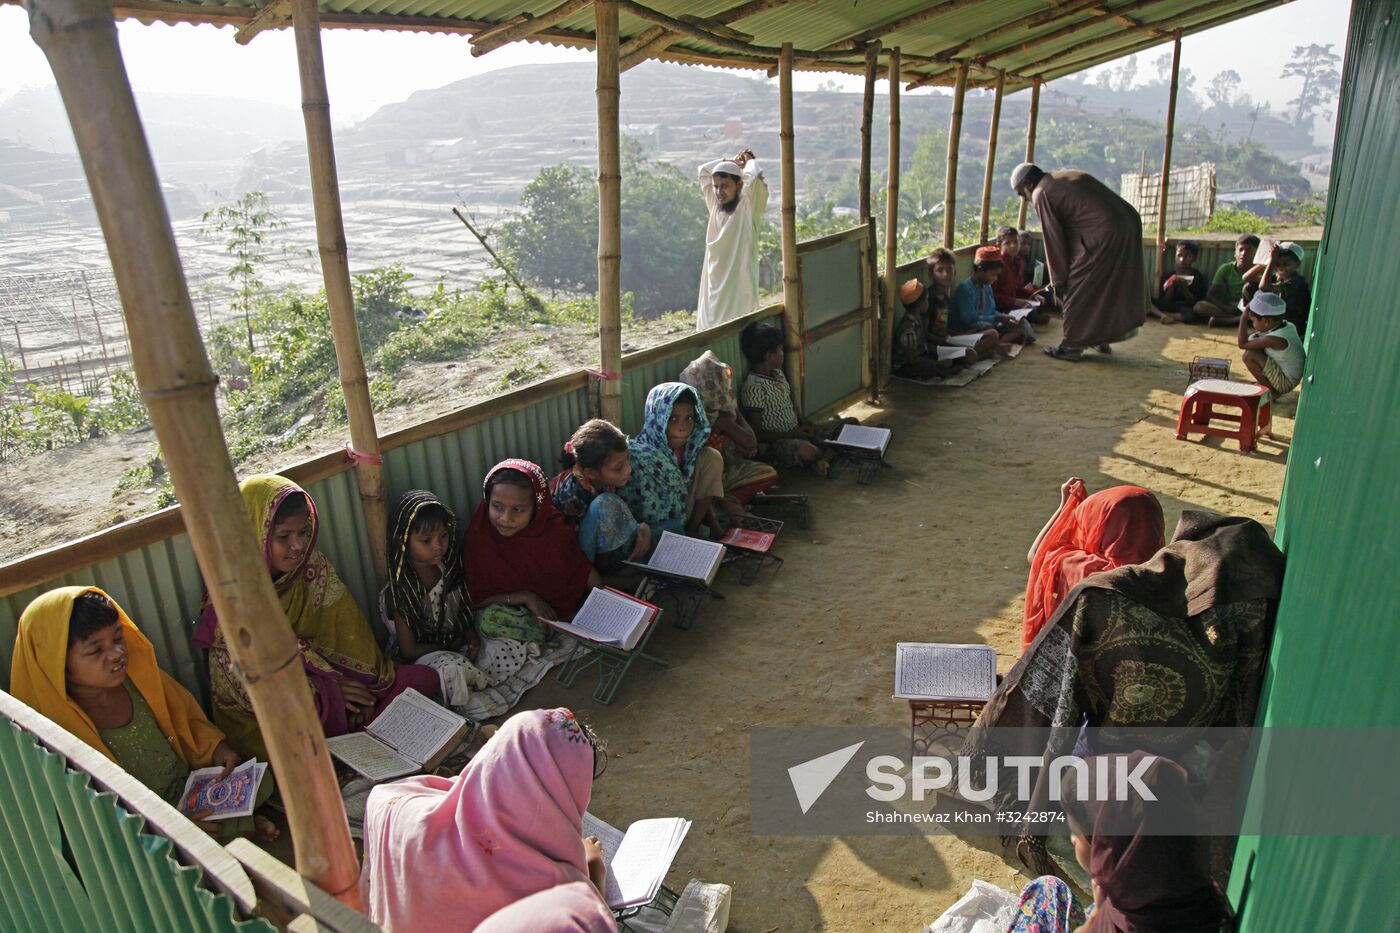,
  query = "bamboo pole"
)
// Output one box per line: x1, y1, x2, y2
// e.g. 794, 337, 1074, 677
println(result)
1155, 32, 1183, 288
943, 60, 969, 249
979, 71, 1005, 244
881, 46, 901, 390
13, 323, 28, 374
778, 43, 804, 415
1018, 78, 1041, 229
25, 0, 361, 906
595, 0, 623, 425
291, 0, 388, 584
858, 41, 880, 223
